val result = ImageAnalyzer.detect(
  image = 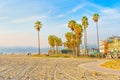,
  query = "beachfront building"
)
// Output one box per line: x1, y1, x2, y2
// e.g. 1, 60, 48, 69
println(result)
100, 36, 120, 54
99, 40, 108, 54
107, 36, 120, 52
